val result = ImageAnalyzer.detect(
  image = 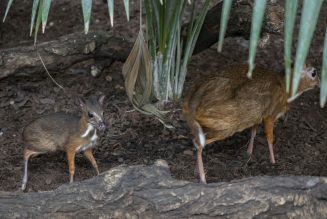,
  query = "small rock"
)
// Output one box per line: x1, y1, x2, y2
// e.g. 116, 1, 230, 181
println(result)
105, 75, 113, 82
83, 41, 96, 54
115, 85, 125, 91
154, 159, 168, 168
91, 65, 101, 77
118, 158, 124, 162
45, 178, 52, 185
183, 150, 193, 156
